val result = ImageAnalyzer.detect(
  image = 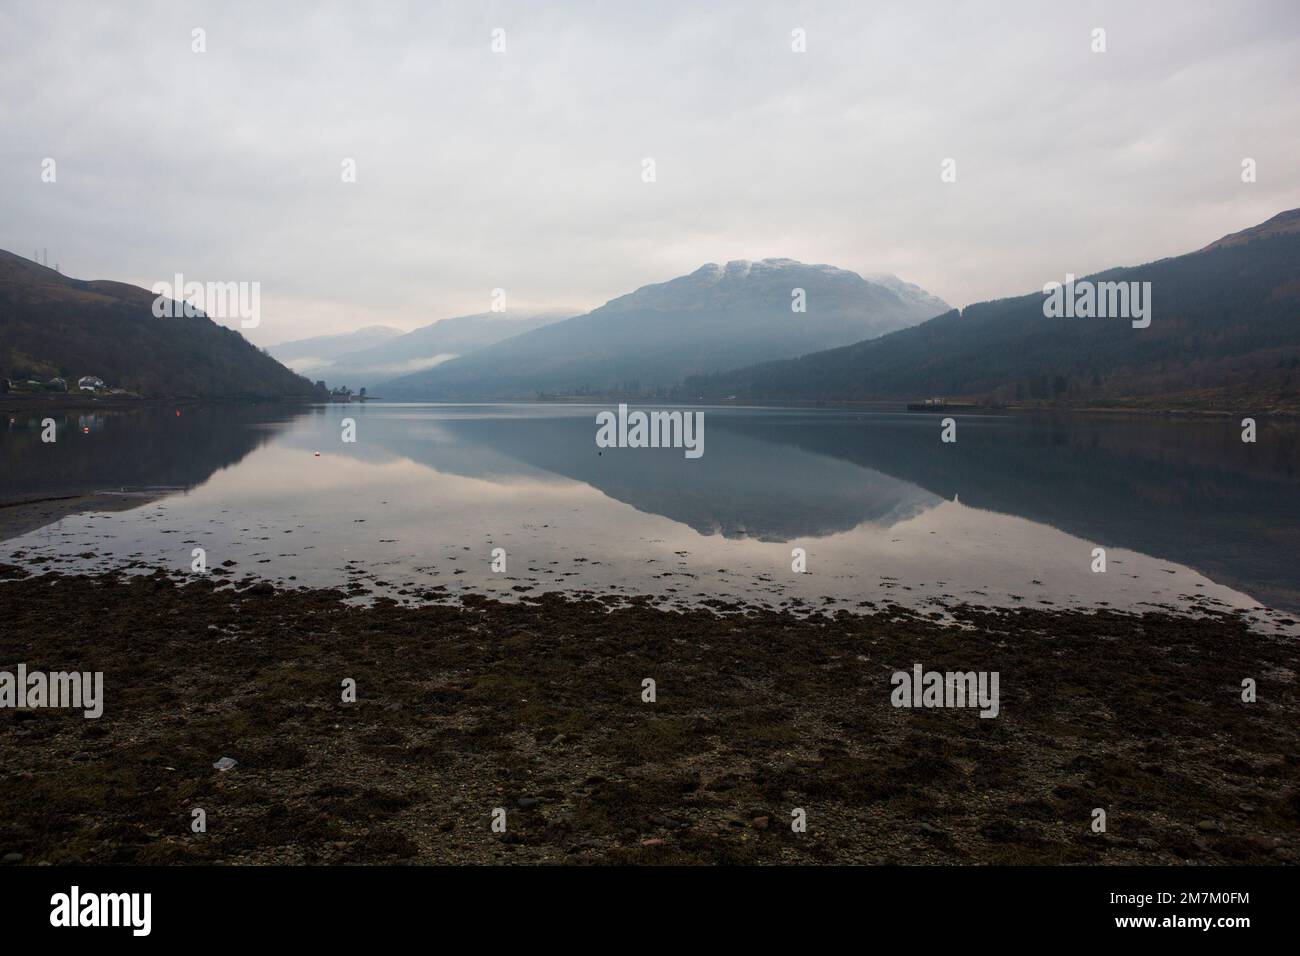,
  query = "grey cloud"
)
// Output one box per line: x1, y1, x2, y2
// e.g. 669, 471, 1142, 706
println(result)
1, 0, 1297, 346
